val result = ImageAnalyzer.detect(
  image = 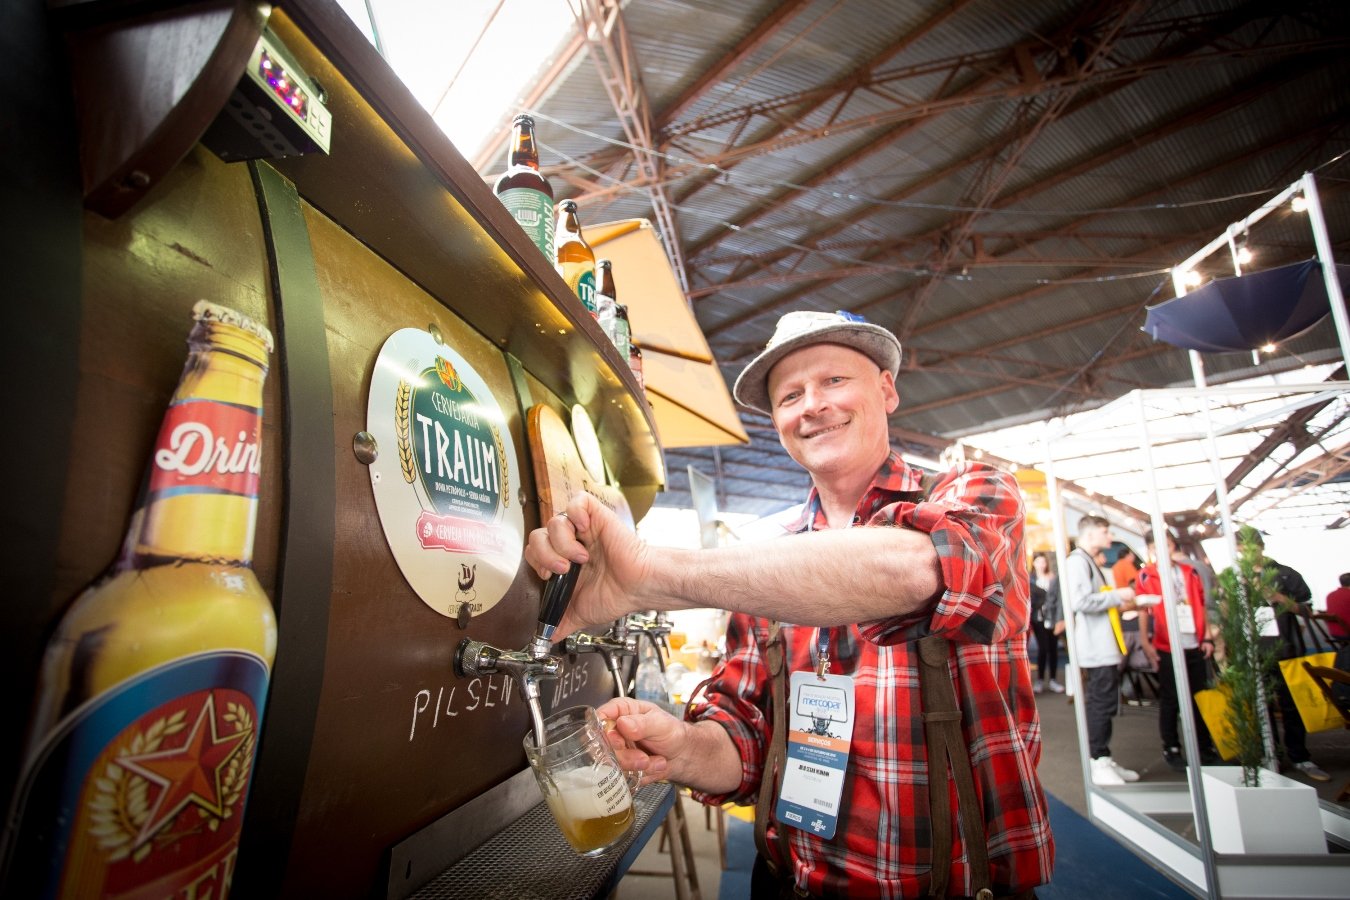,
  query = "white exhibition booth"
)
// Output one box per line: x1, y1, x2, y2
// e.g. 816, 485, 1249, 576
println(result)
1045, 172, 1350, 899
